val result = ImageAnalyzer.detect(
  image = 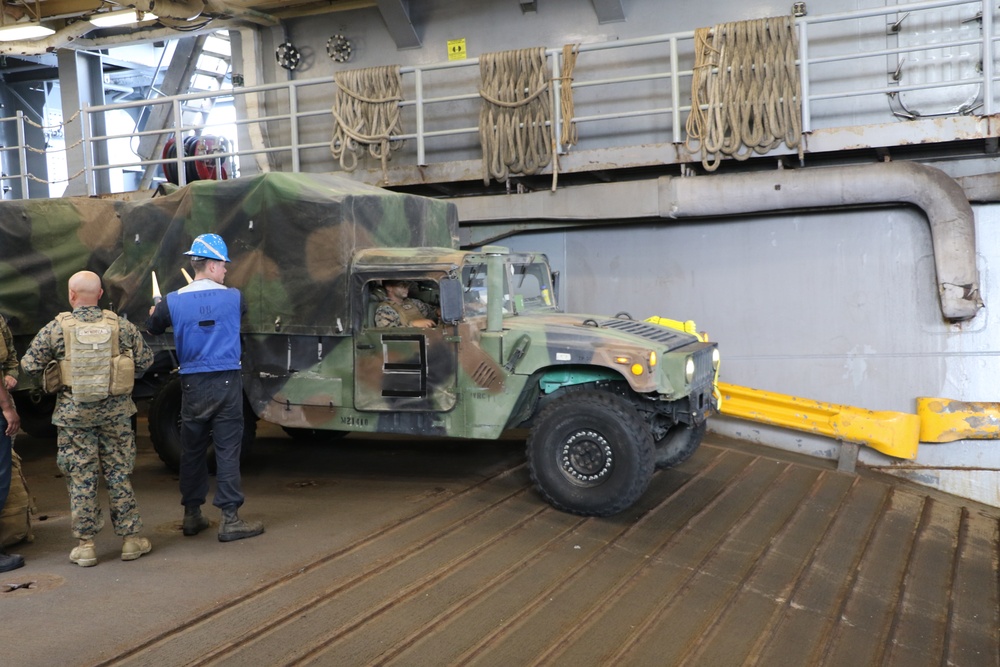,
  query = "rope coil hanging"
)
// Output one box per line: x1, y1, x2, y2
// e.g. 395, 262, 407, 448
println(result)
330, 65, 404, 181
478, 47, 552, 186
685, 15, 802, 172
